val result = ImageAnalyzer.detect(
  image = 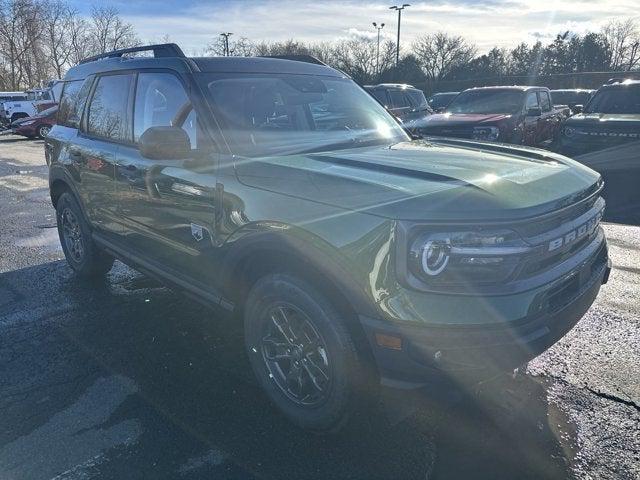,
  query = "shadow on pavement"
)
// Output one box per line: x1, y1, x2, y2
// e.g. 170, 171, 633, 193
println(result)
0, 261, 576, 479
